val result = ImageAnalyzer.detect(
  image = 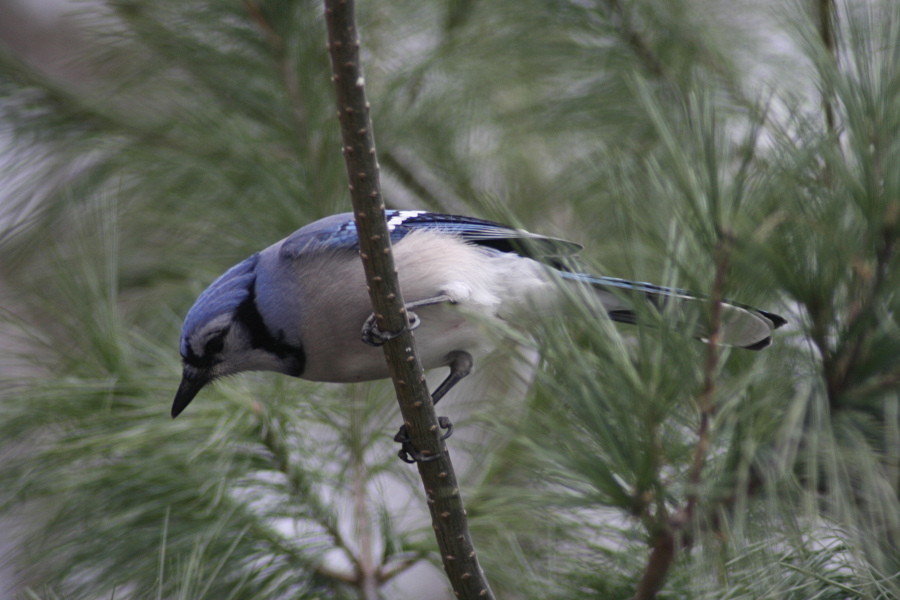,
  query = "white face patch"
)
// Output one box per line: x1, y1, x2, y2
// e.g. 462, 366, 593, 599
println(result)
386, 210, 426, 230
189, 313, 233, 357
